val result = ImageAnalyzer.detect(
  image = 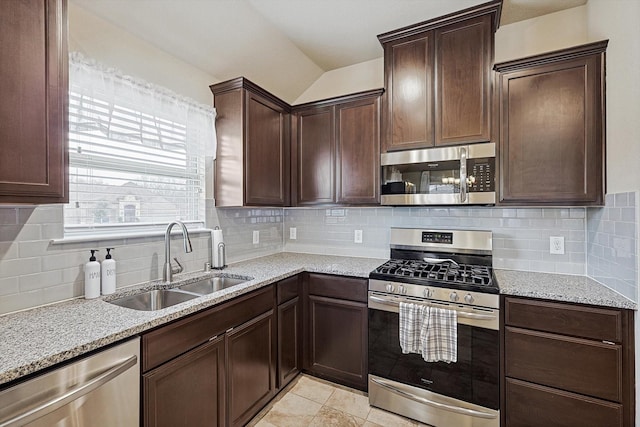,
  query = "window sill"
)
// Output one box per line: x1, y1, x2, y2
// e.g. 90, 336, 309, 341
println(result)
50, 228, 212, 245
